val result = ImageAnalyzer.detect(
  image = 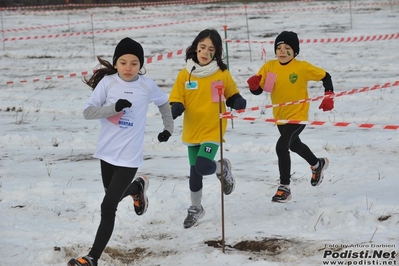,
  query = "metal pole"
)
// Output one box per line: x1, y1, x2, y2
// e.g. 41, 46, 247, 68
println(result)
217, 85, 225, 254
223, 25, 234, 129
244, 5, 252, 62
